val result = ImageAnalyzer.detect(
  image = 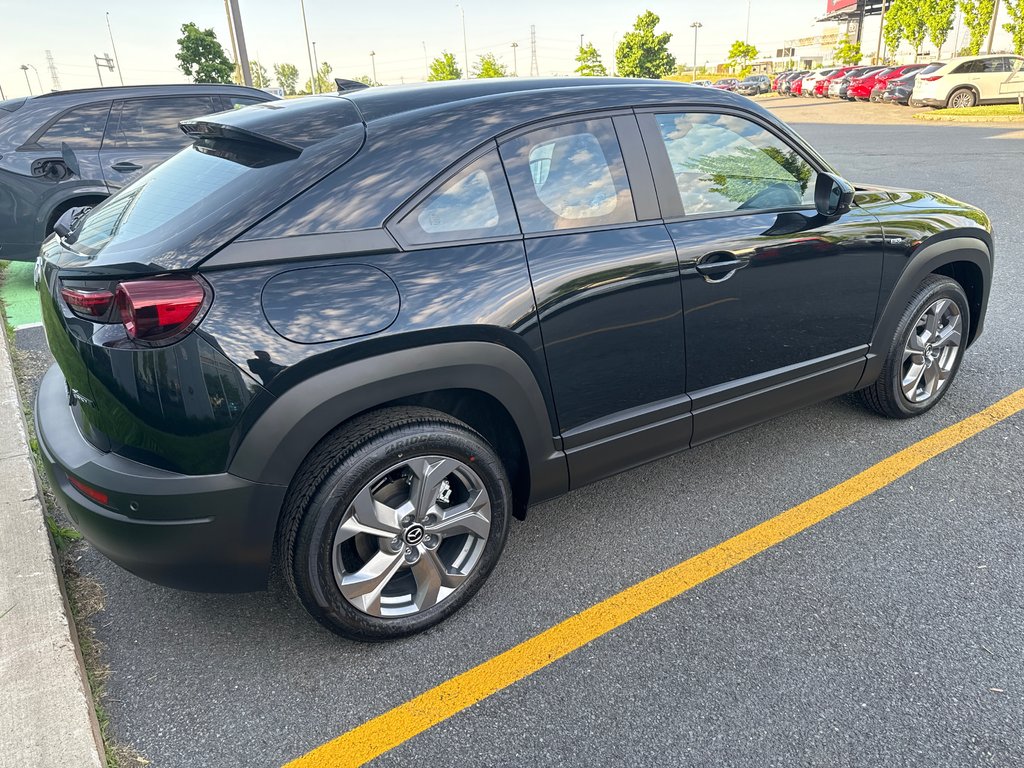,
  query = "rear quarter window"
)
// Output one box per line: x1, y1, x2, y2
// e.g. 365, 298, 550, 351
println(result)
35, 102, 112, 149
